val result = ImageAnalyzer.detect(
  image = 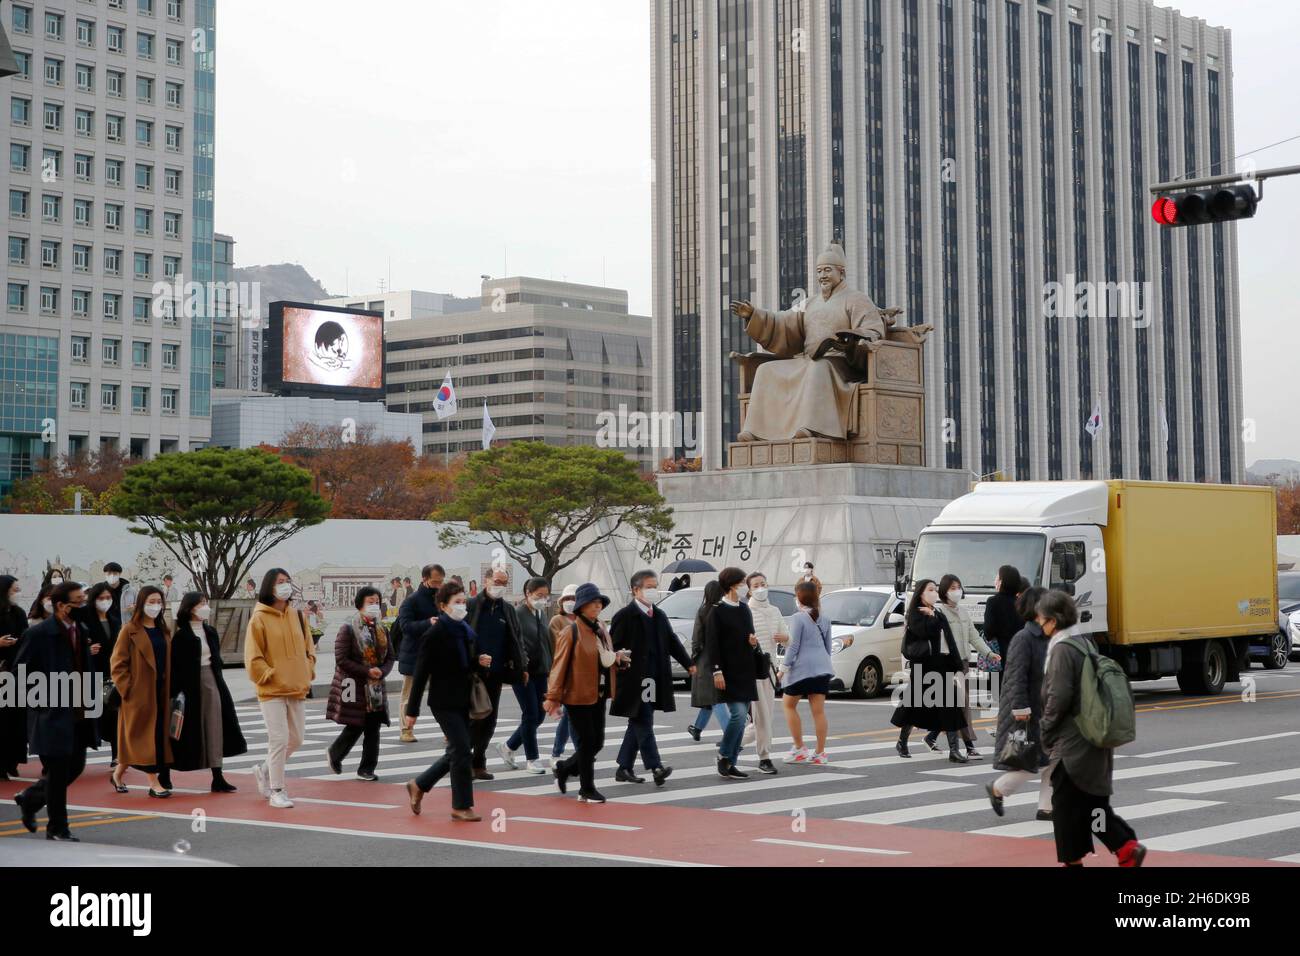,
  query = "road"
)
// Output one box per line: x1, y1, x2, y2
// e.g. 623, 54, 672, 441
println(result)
3, 666, 1300, 866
